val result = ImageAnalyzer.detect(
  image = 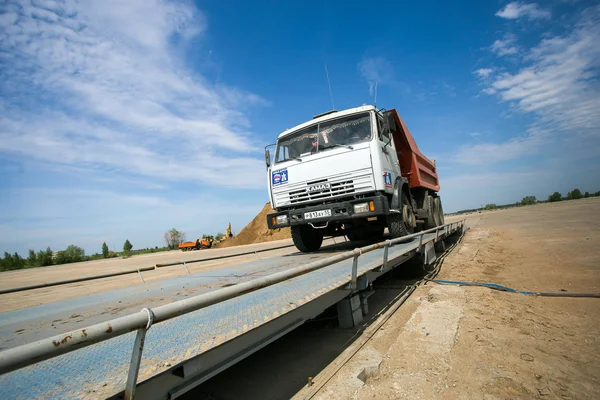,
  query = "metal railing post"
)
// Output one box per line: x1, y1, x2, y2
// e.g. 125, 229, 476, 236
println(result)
137, 269, 145, 284
182, 262, 190, 274
350, 249, 361, 290
124, 308, 154, 400
382, 240, 391, 271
